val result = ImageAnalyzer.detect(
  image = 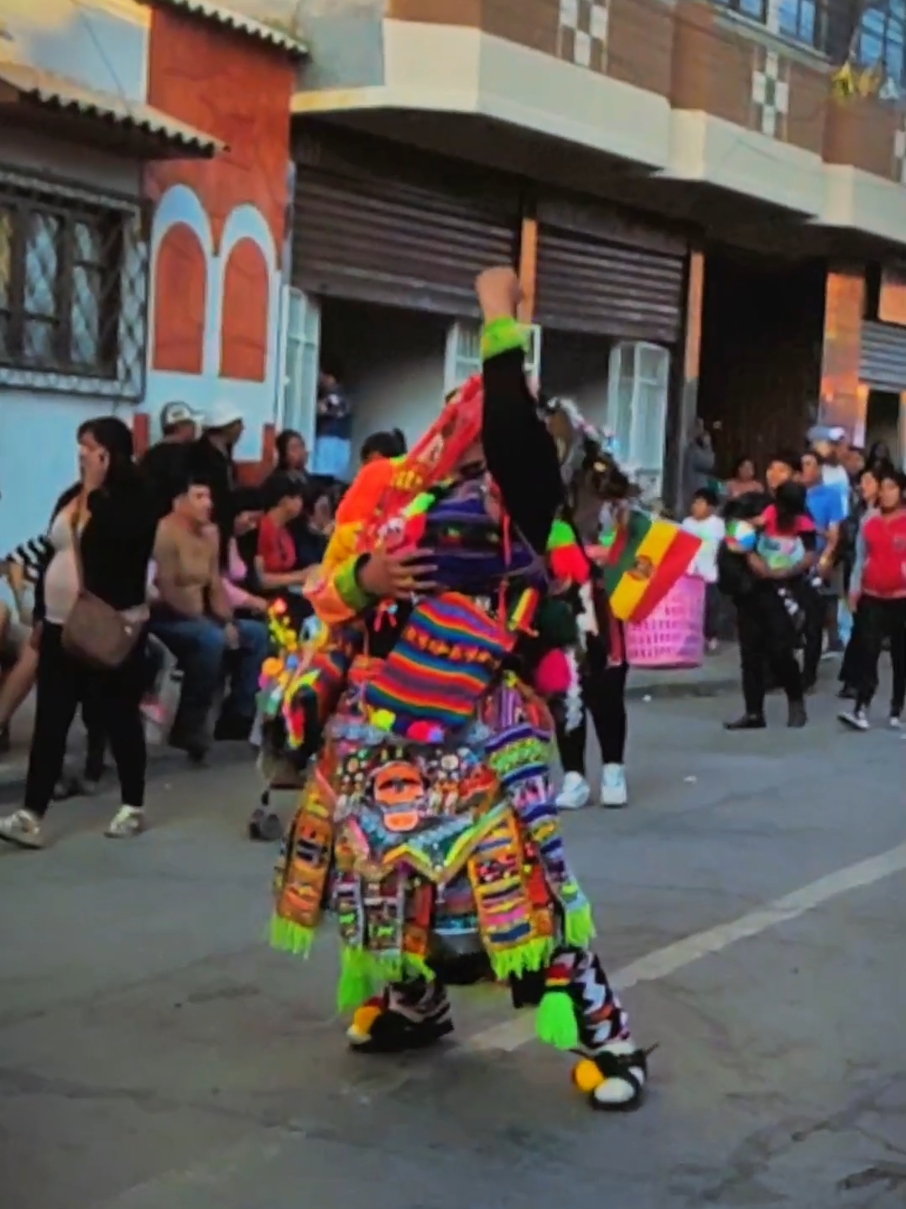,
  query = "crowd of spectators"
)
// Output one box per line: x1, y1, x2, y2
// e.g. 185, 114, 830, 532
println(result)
0, 403, 406, 850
